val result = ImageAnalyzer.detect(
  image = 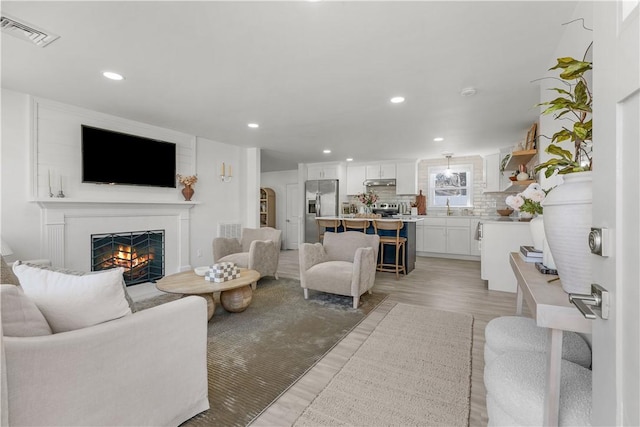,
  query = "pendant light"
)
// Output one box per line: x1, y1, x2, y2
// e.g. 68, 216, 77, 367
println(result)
444, 155, 453, 177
